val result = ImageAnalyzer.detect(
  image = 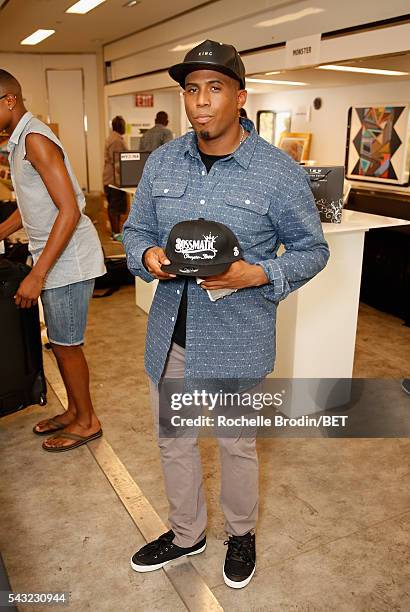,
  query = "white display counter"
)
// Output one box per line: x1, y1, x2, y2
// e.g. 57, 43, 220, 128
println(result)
119, 185, 409, 415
